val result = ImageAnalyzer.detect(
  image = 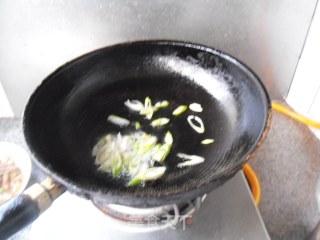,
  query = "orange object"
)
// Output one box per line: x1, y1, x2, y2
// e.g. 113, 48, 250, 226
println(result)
272, 102, 320, 129
243, 164, 261, 206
